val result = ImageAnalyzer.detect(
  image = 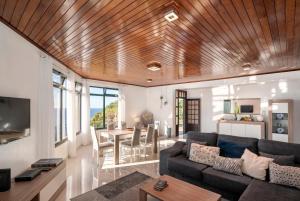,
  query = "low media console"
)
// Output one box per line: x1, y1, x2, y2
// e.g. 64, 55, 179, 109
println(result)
0, 161, 66, 201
